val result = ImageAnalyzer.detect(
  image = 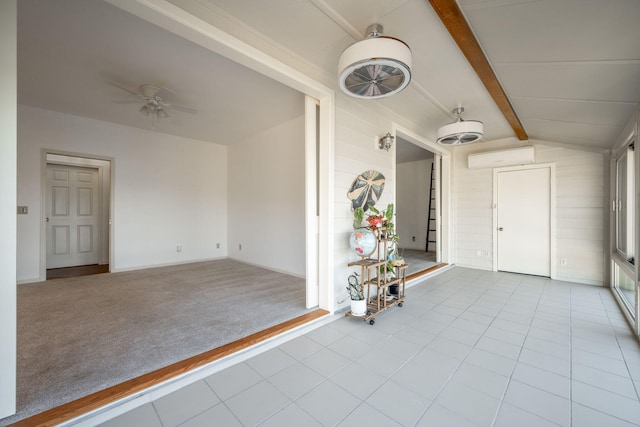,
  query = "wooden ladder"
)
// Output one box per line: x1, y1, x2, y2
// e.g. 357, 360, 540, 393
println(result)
425, 162, 436, 252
